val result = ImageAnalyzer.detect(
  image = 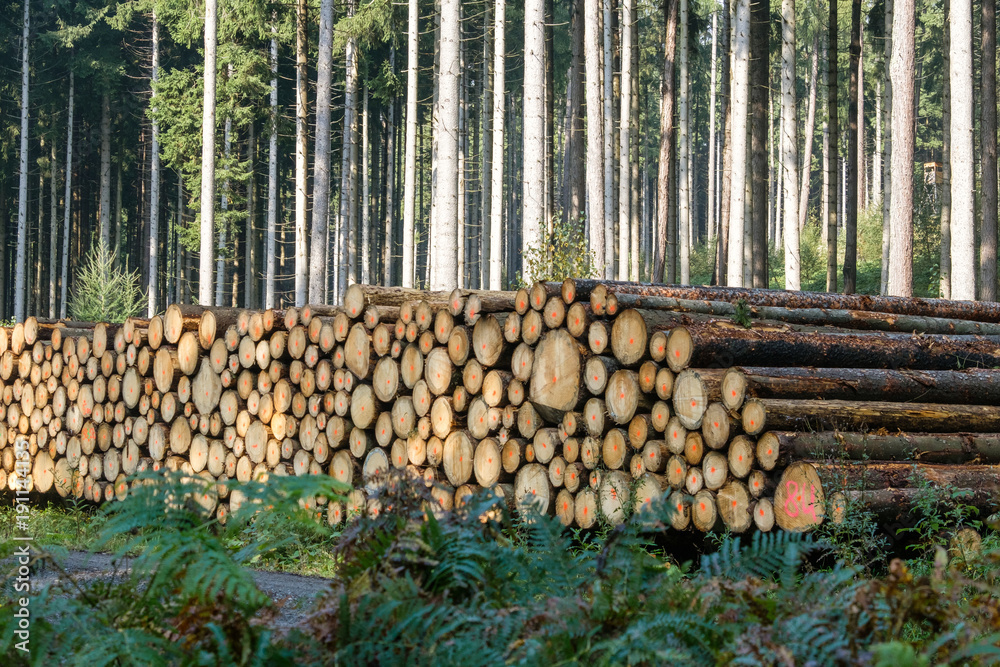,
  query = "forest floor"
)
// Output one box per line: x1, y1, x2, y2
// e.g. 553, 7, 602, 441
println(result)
5, 549, 331, 628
